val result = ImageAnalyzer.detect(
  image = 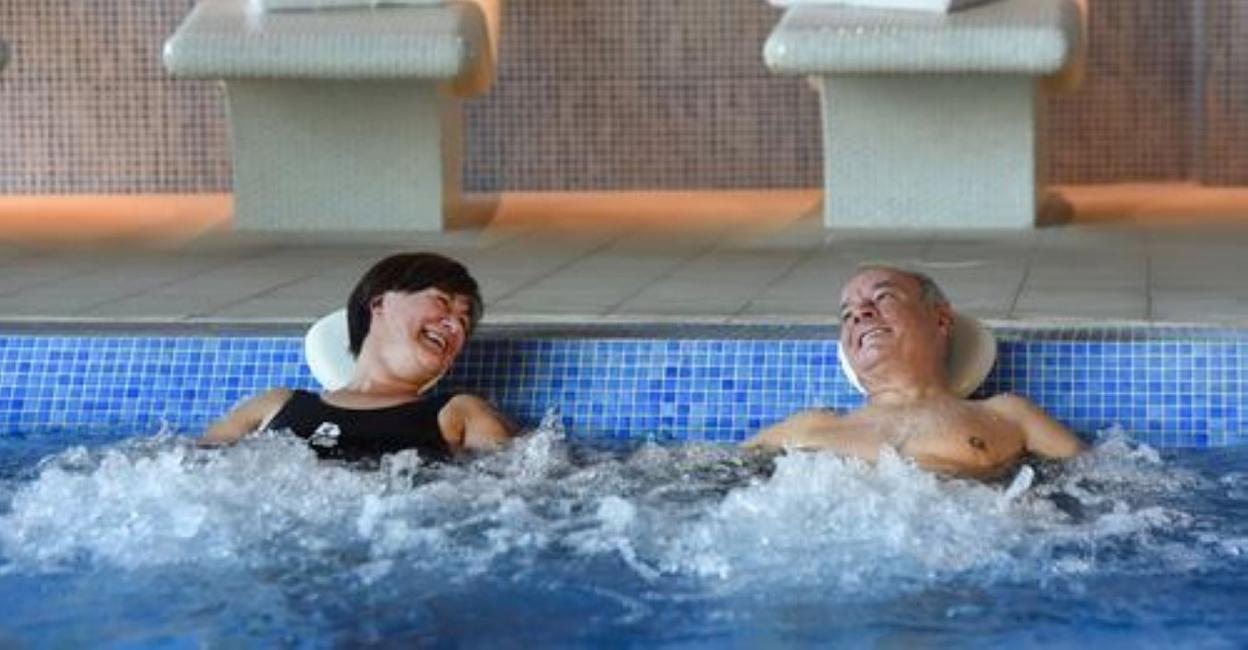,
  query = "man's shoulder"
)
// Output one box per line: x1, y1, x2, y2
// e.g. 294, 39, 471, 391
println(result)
978, 393, 1056, 425
979, 393, 1084, 459
980, 392, 1032, 411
